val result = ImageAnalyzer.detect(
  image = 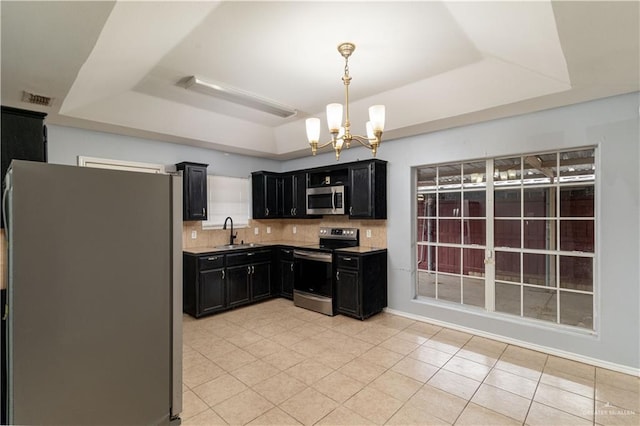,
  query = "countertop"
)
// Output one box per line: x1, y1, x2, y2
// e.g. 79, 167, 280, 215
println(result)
184, 241, 387, 255
335, 246, 387, 254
